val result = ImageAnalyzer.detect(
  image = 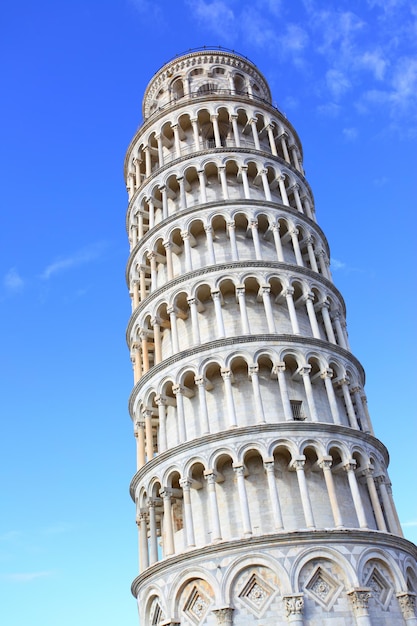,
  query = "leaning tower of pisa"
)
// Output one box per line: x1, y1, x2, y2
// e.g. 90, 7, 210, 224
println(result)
124, 48, 417, 626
